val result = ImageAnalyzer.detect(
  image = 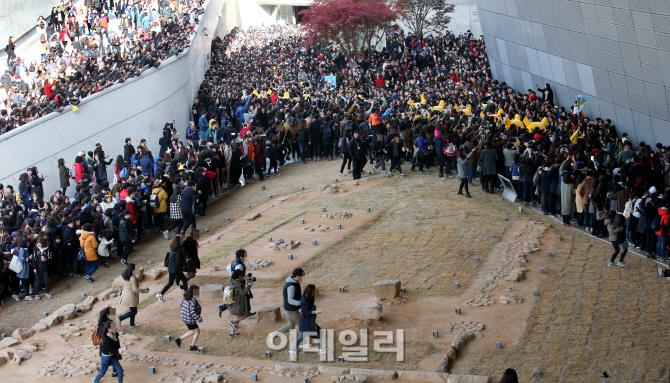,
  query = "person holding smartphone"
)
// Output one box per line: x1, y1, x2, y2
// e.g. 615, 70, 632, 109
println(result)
289, 284, 327, 360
